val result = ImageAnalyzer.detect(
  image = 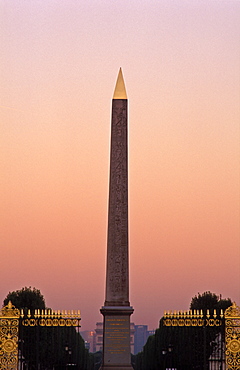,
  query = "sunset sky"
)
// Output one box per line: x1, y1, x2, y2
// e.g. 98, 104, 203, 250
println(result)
1, 0, 239, 331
